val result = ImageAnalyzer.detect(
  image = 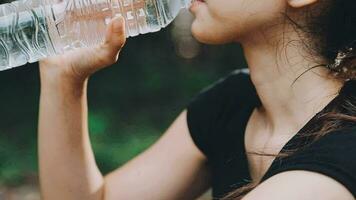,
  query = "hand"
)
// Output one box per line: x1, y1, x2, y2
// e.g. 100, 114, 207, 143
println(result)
40, 16, 126, 83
